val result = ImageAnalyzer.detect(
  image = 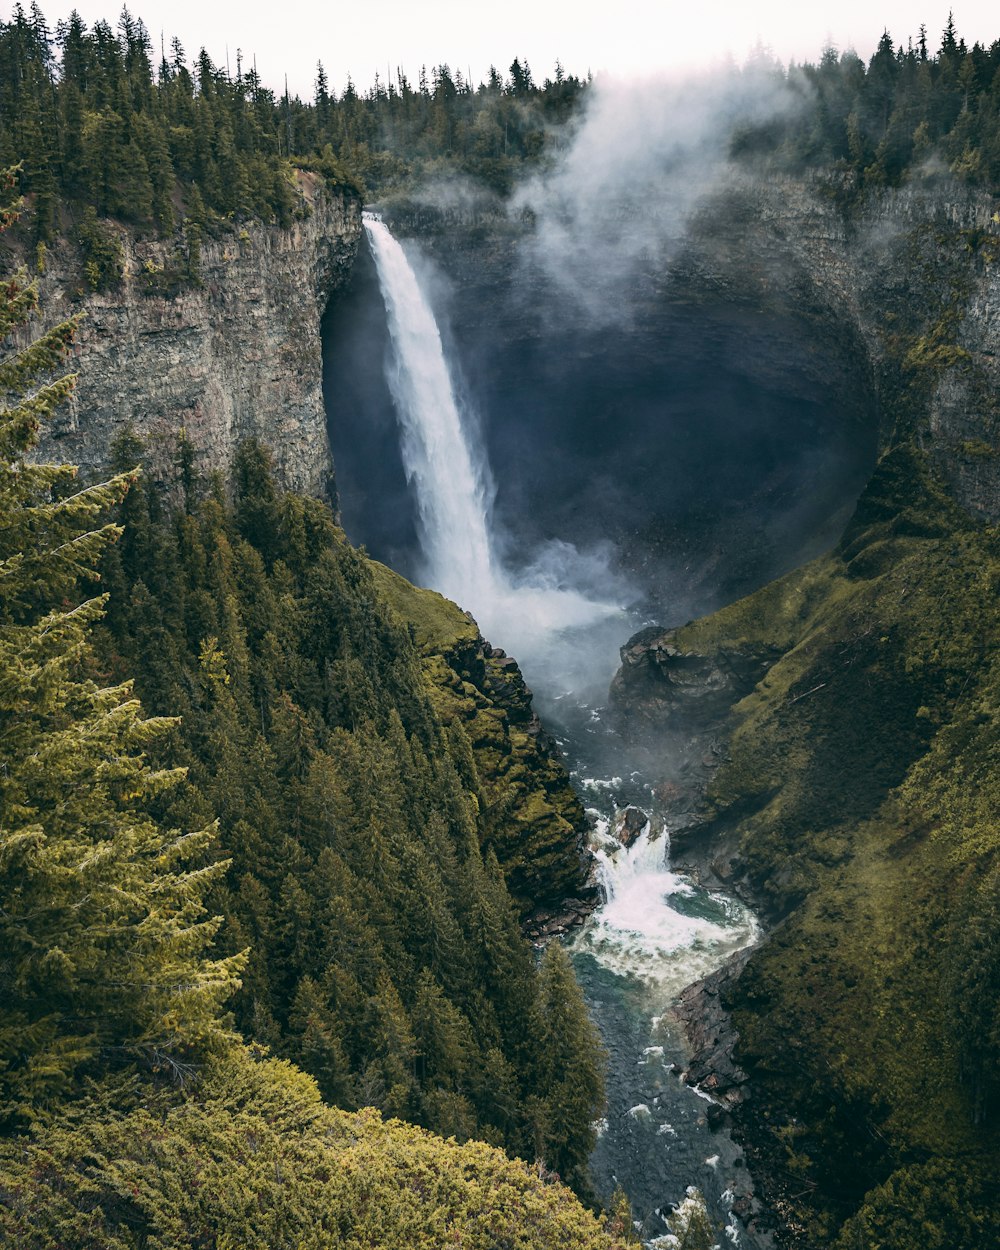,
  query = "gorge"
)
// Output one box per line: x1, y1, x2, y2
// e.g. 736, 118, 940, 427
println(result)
325, 164, 1000, 1245
5, 12, 1000, 1246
